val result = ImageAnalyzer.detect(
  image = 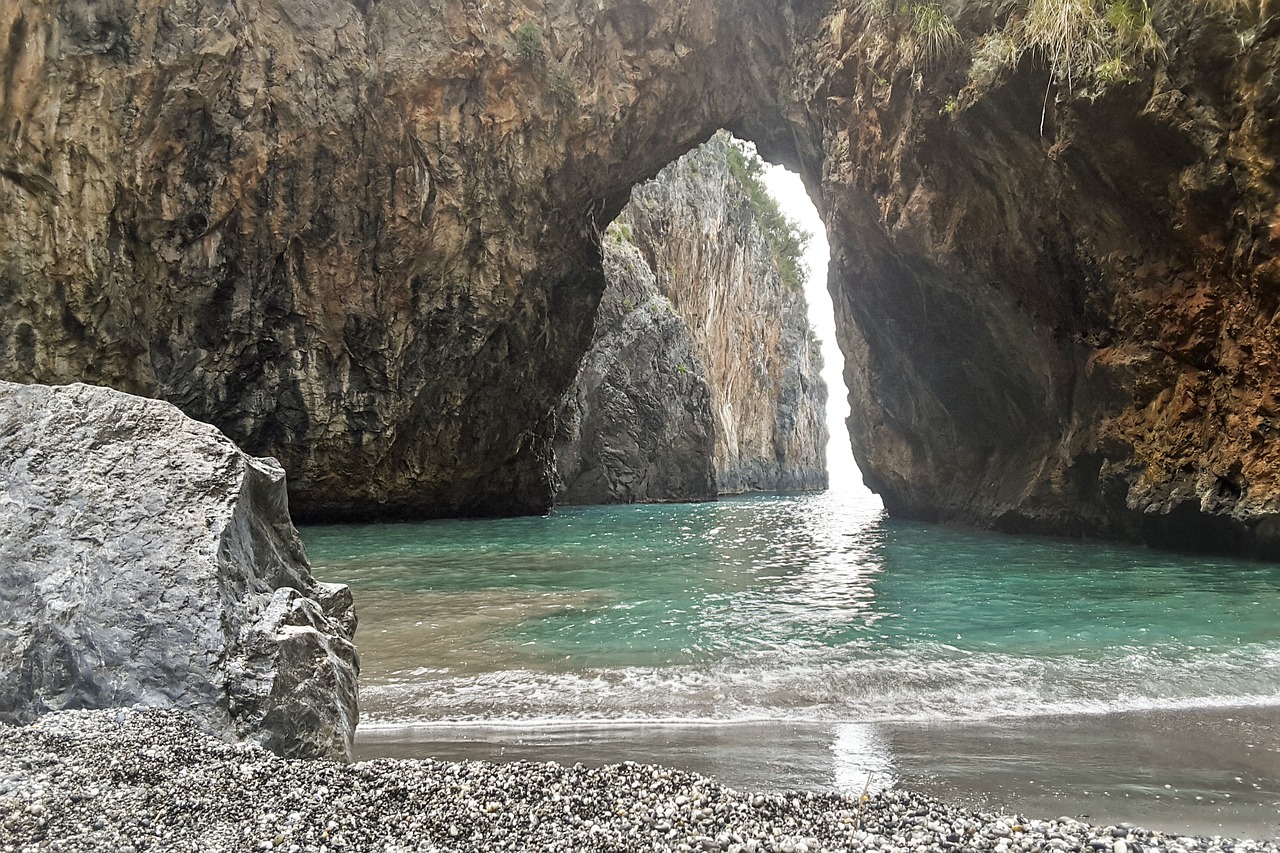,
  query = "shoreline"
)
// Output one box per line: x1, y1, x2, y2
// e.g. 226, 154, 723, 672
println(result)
354, 705, 1280, 841
2, 710, 1277, 853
